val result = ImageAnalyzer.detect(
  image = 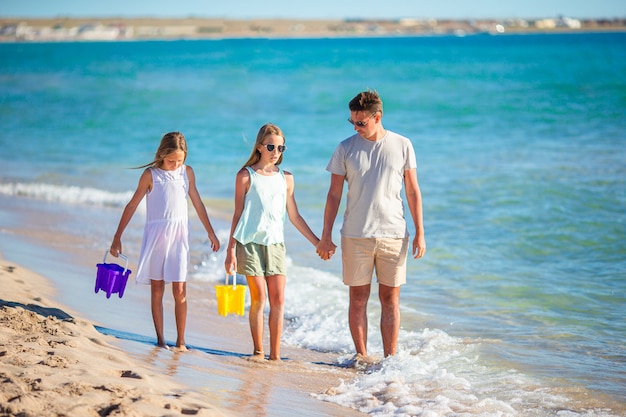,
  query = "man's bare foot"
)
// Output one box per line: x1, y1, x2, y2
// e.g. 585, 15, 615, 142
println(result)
342, 353, 380, 371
